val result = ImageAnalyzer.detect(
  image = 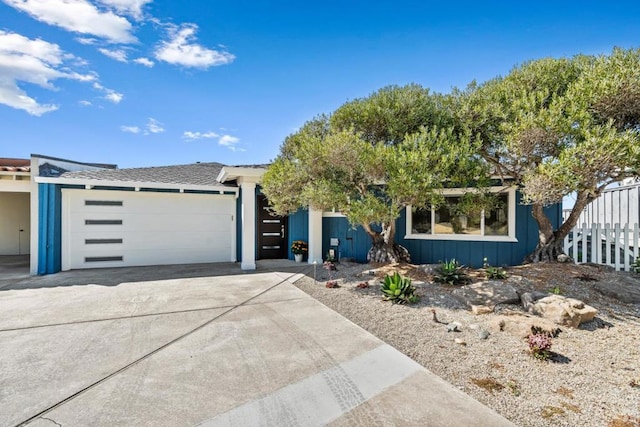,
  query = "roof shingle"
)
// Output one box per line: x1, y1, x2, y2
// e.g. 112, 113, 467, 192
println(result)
61, 162, 232, 187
